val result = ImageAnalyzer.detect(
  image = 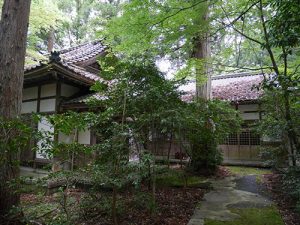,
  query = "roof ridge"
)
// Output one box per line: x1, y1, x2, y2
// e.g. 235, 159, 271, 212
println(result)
25, 40, 106, 84
212, 72, 263, 80
59, 39, 102, 54
40, 39, 102, 59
